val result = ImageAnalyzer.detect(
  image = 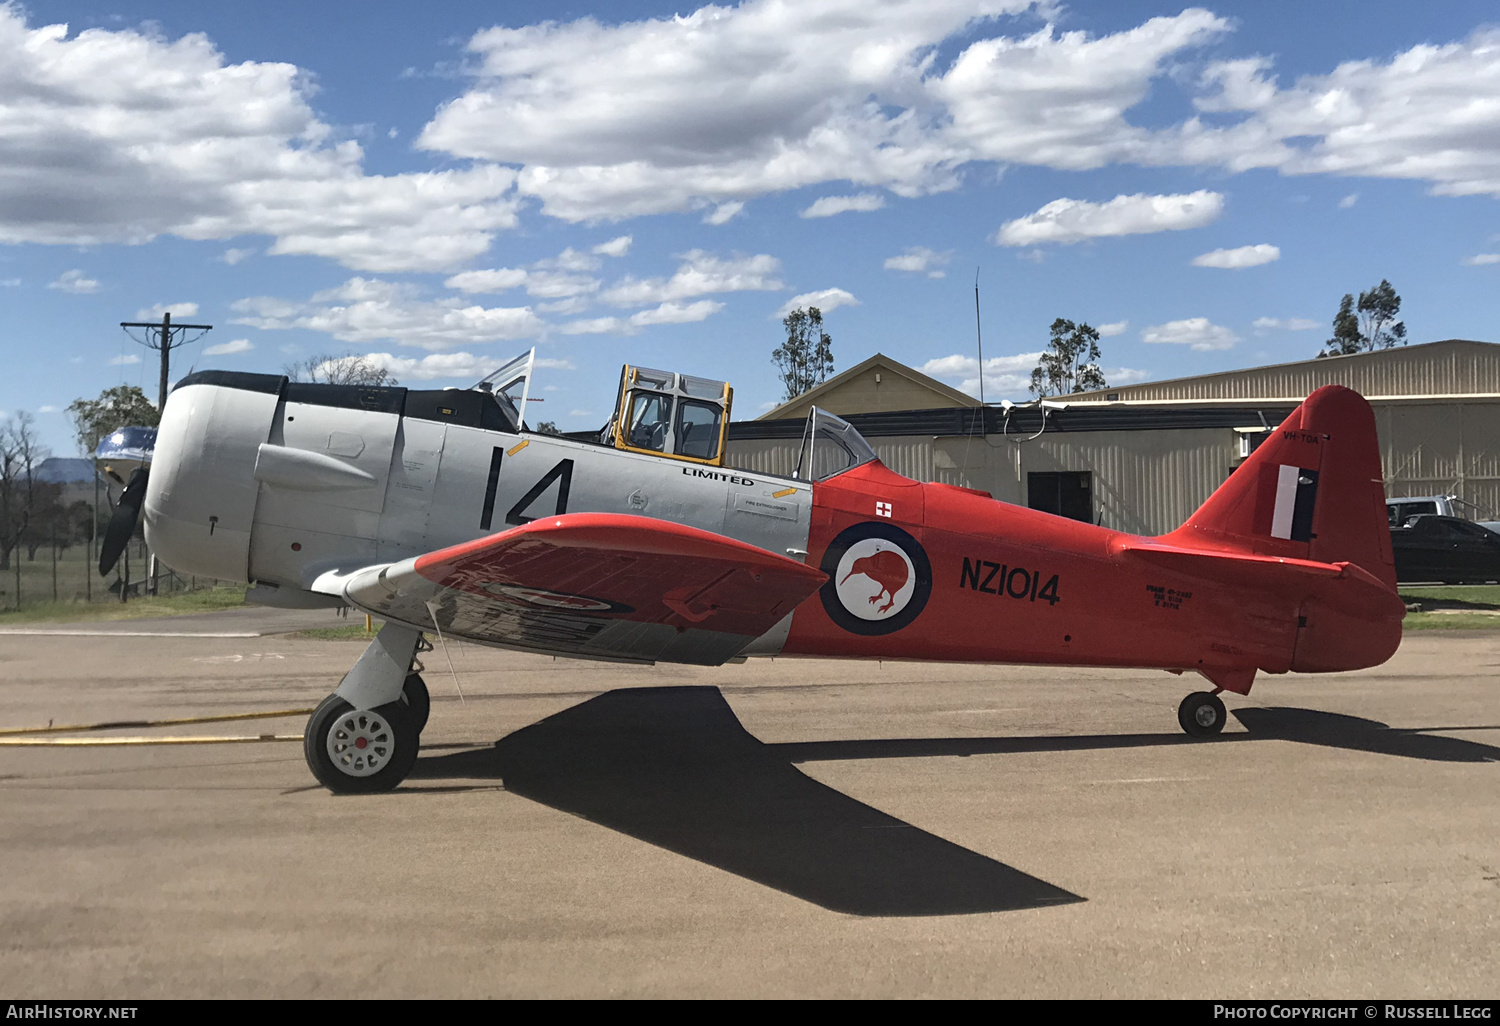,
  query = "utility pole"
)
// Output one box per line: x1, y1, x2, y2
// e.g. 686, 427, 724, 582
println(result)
119, 311, 213, 412
119, 311, 211, 596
